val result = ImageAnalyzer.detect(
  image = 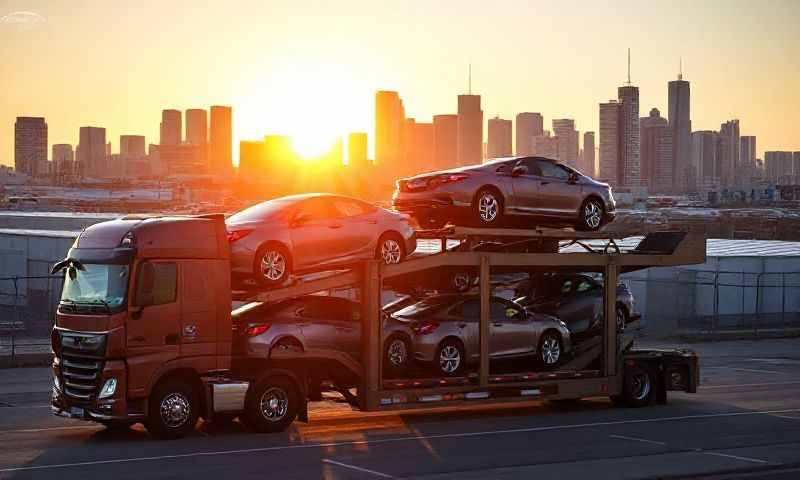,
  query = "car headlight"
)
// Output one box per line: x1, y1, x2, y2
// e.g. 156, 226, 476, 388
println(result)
53, 374, 61, 390
99, 378, 117, 399
559, 321, 568, 329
